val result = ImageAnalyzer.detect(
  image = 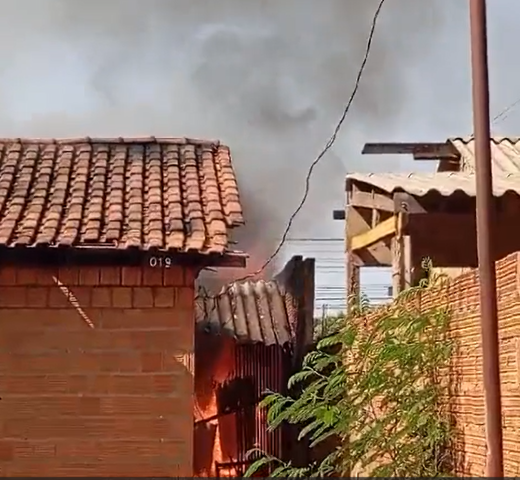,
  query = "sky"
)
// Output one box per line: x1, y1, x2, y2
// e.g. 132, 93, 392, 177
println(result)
1, 0, 519, 314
